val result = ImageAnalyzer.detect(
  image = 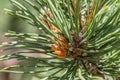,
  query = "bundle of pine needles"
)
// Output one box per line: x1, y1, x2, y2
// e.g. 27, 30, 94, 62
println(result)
0, 0, 120, 80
